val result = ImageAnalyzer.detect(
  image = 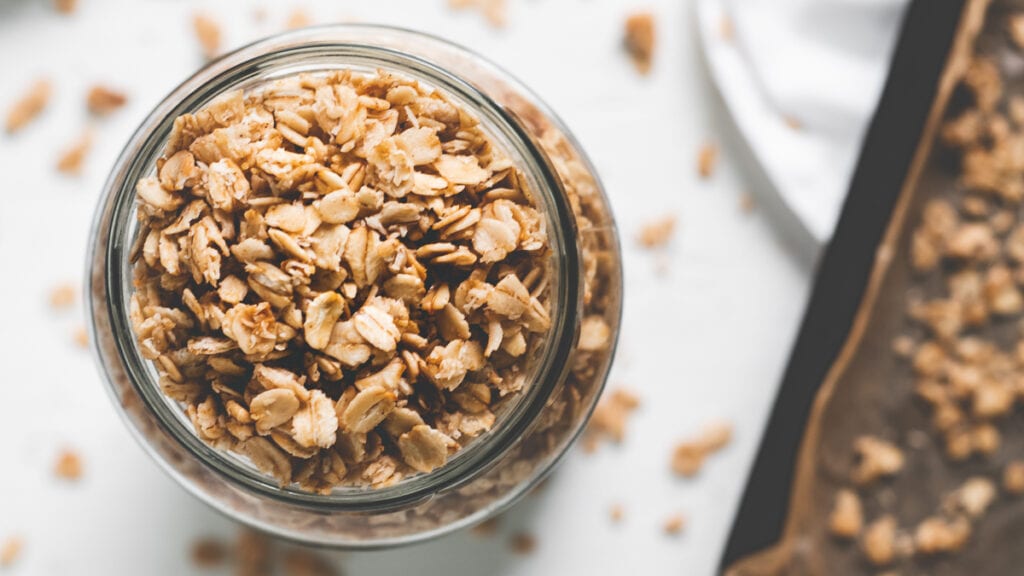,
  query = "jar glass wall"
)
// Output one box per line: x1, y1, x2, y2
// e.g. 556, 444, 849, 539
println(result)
88, 25, 621, 547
